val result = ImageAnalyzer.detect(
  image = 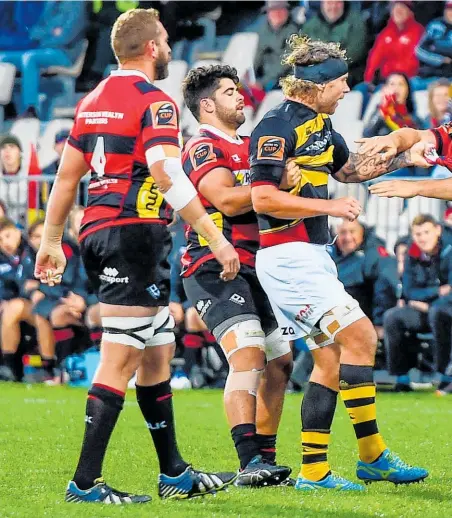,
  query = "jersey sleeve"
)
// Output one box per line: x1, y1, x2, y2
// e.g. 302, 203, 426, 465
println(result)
250, 117, 296, 187
182, 139, 231, 188
68, 100, 83, 151
331, 129, 350, 173
431, 122, 452, 155
140, 95, 181, 153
